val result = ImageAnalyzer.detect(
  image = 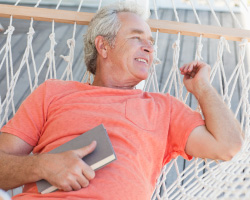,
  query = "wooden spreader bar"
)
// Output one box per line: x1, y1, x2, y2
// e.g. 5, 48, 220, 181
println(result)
0, 4, 250, 42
